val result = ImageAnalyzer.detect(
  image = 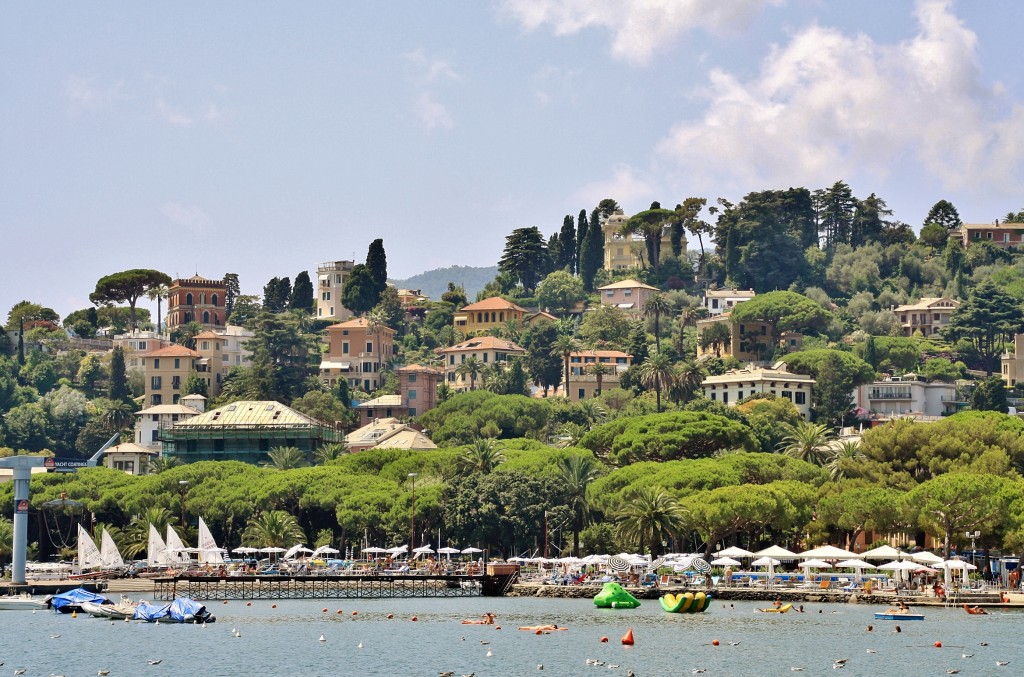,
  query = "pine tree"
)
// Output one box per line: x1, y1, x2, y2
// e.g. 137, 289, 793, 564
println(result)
108, 346, 130, 402
290, 271, 315, 311
498, 226, 548, 293
579, 208, 605, 291
341, 264, 379, 316
558, 215, 576, 274
366, 239, 388, 299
